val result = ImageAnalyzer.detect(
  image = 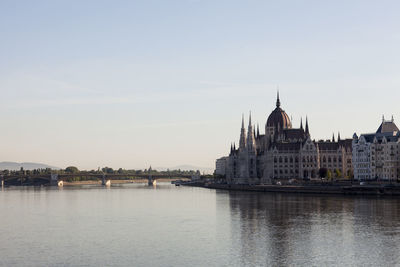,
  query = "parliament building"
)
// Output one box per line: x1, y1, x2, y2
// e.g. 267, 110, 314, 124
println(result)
221, 93, 353, 184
